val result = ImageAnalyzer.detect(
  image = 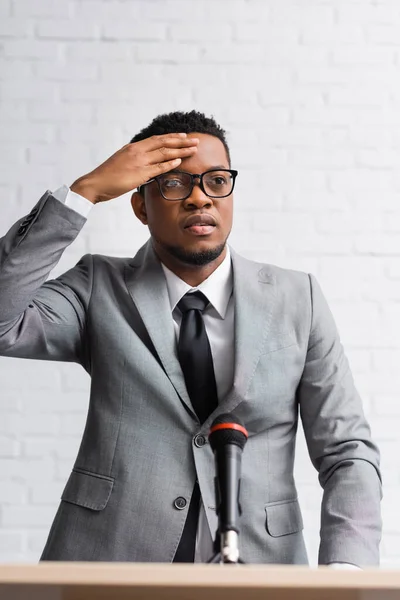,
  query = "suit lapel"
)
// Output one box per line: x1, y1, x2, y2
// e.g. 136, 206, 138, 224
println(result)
215, 248, 277, 419
124, 241, 277, 426
124, 241, 195, 418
